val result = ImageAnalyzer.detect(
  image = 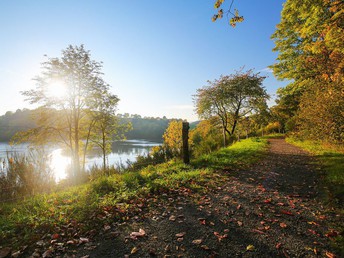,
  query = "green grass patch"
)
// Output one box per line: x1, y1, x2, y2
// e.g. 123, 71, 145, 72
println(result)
193, 137, 268, 169
0, 137, 268, 248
